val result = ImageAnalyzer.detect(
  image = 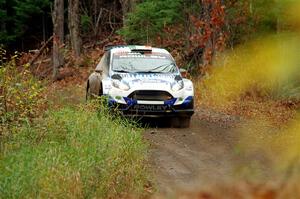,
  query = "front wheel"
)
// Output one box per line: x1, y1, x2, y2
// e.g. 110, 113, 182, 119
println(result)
86, 85, 93, 101
170, 117, 191, 128
86, 83, 96, 101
